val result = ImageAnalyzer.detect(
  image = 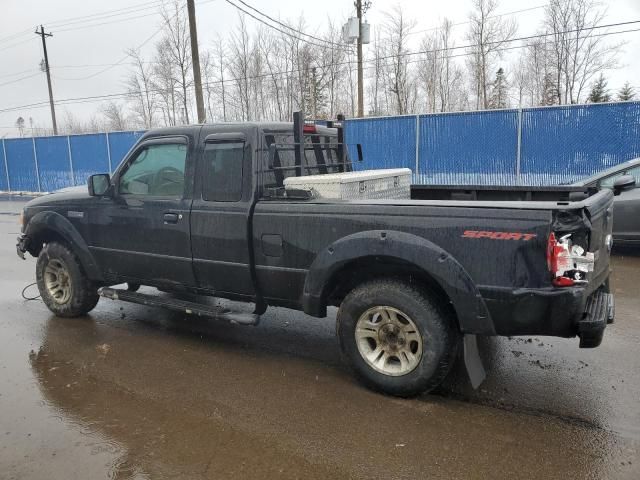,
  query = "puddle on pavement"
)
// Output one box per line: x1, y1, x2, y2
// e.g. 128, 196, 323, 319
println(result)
0, 252, 639, 479
0, 308, 635, 480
